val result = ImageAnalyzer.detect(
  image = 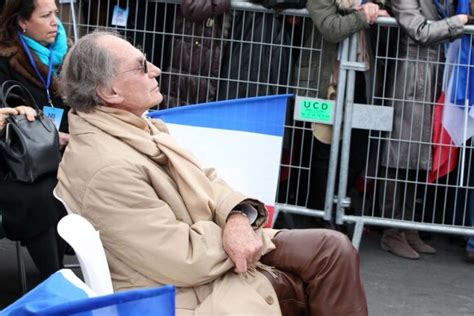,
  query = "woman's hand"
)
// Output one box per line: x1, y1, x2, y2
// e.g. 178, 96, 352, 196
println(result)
0, 106, 37, 129
14, 106, 37, 121
356, 2, 390, 24
59, 132, 70, 149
